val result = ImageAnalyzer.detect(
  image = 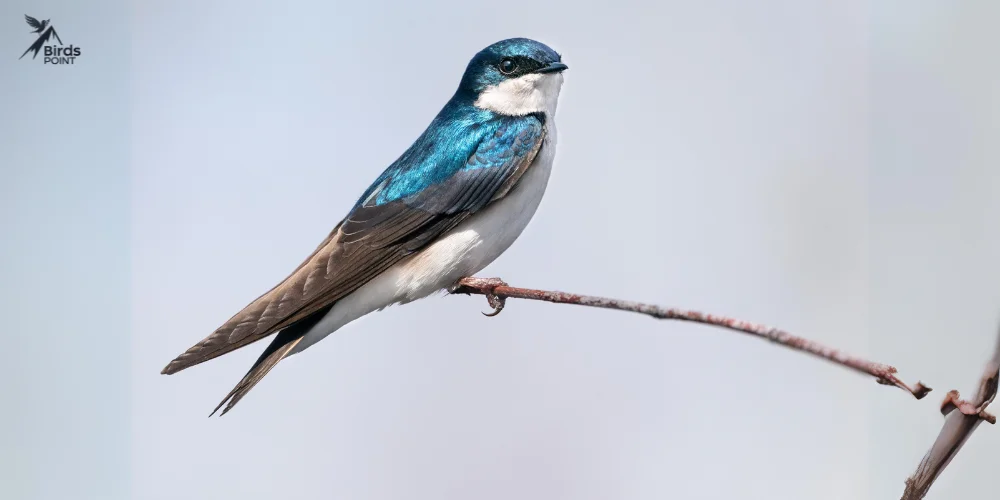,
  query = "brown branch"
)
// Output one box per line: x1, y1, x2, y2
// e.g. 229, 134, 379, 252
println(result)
901, 327, 1000, 500
451, 276, 930, 399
